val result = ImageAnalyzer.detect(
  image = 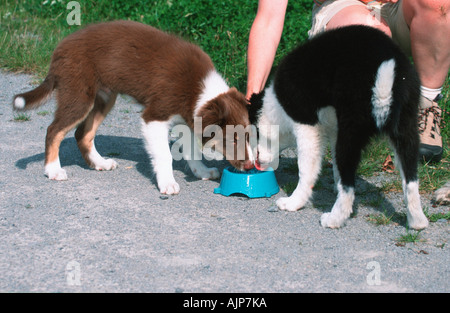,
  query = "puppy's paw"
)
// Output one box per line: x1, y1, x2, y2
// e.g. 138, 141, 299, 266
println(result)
276, 196, 301, 212
94, 159, 118, 171
45, 168, 68, 181
407, 213, 429, 230
159, 180, 180, 195
320, 212, 345, 229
